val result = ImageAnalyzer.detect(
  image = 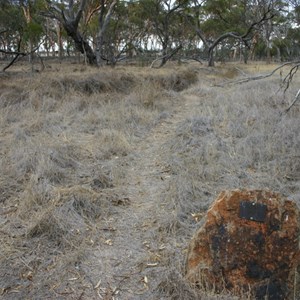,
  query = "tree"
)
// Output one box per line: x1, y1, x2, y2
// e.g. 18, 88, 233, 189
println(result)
44, 0, 119, 66
20, 0, 44, 65
186, 0, 282, 66
0, 0, 296, 69
44, 0, 97, 65
145, 0, 186, 67
0, 1, 24, 53
96, 0, 117, 65
0, 0, 45, 71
